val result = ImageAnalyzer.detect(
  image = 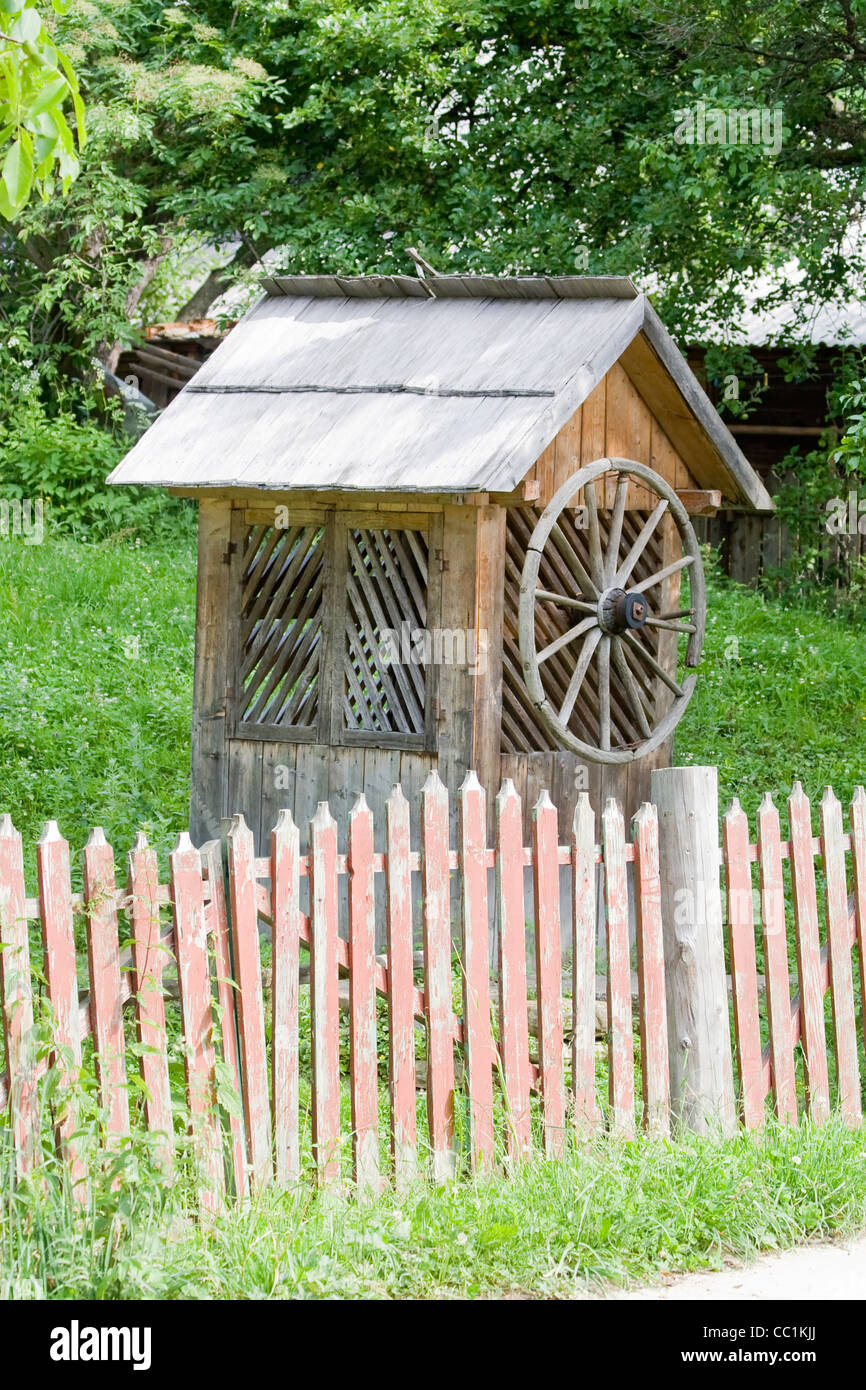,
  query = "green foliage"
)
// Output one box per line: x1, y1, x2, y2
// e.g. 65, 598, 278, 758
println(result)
0, 390, 182, 536
0, 0, 85, 217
